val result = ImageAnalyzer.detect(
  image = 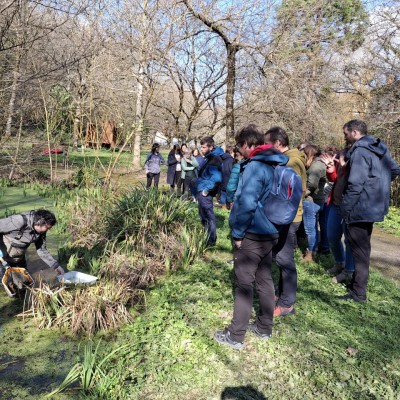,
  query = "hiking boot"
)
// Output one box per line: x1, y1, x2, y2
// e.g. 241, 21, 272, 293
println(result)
327, 263, 344, 276
247, 324, 272, 340
214, 329, 245, 350
273, 305, 295, 317
332, 271, 353, 284
336, 292, 366, 303
301, 250, 315, 263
